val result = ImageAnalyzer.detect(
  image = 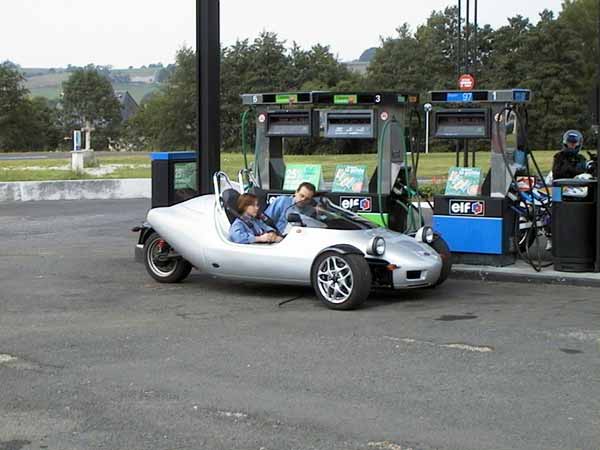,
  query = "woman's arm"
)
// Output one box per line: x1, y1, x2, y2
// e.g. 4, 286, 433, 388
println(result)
229, 220, 256, 244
